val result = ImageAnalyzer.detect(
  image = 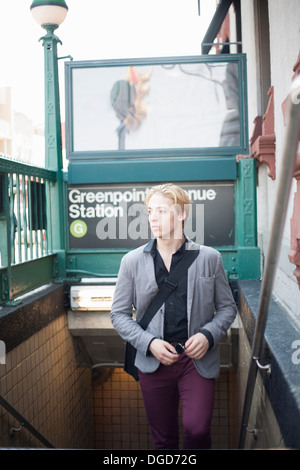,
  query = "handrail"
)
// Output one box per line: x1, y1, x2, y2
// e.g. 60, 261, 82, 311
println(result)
0, 154, 56, 305
238, 76, 300, 448
0, 155, 56, 181
0, 394, 55, 448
